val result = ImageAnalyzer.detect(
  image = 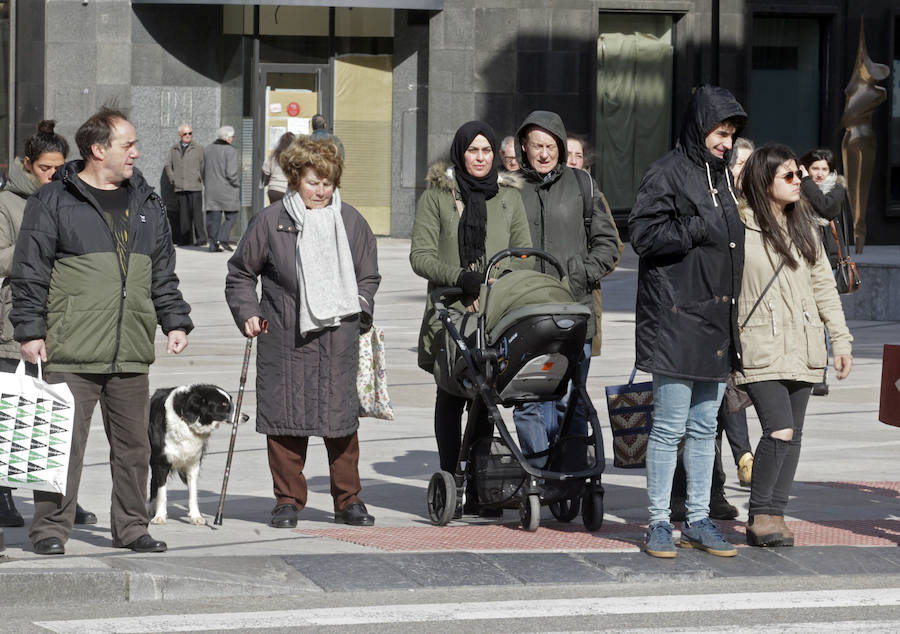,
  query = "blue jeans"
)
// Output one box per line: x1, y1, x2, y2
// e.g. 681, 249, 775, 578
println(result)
646, 375, 725, 524
514, 343, 591, 467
